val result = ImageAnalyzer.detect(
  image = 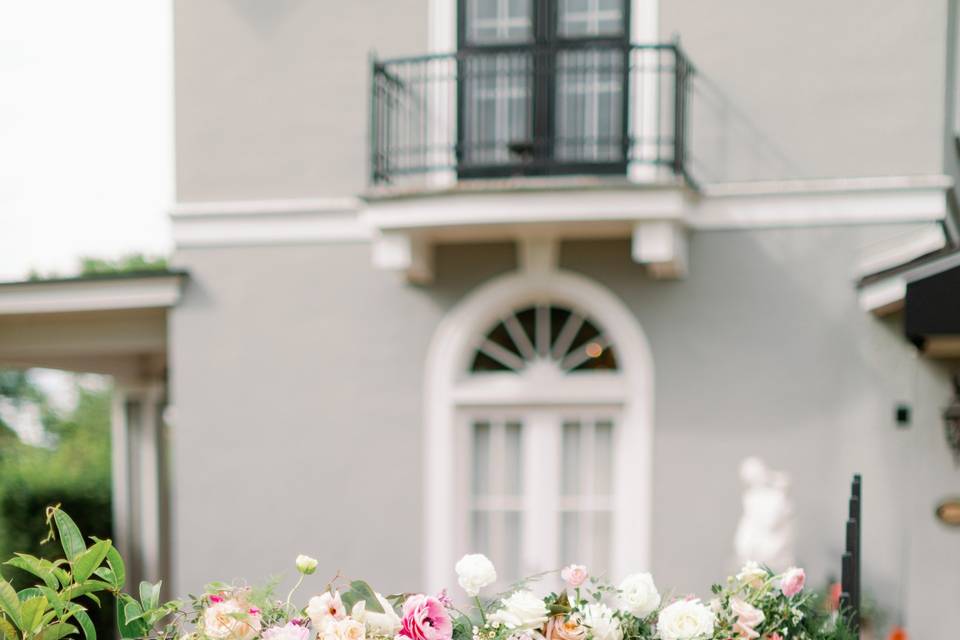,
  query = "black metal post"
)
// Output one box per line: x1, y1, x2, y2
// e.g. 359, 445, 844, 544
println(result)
840, 474, 862, 636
